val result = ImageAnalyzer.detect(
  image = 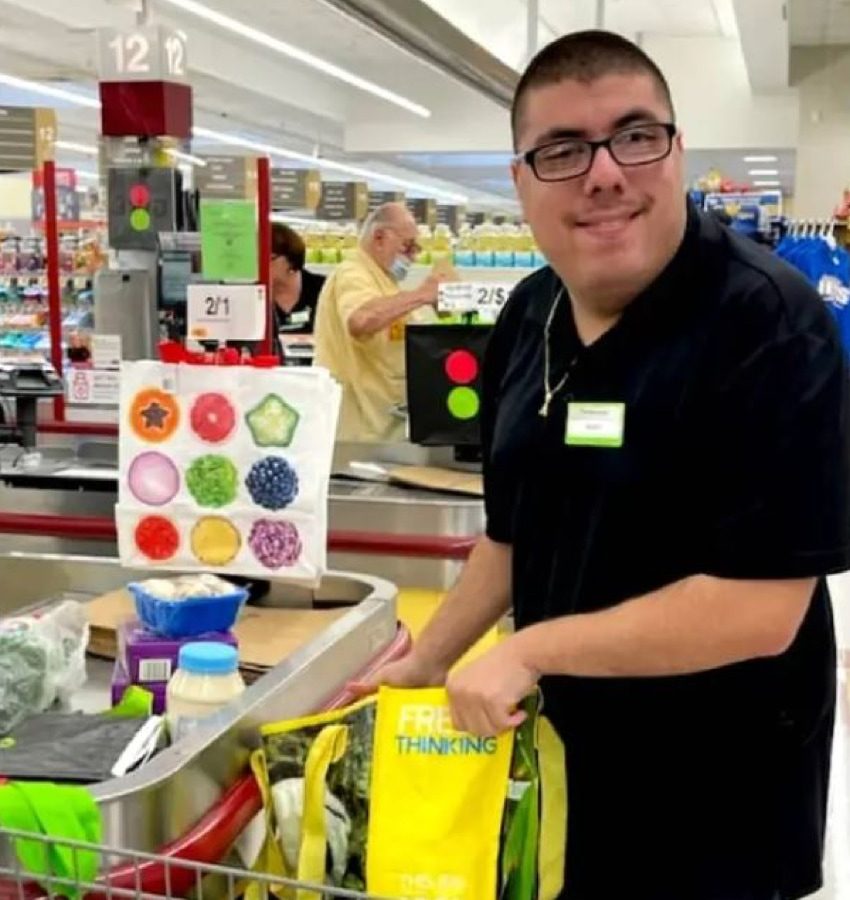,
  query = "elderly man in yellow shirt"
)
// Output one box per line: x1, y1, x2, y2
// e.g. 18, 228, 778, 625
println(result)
314, 202, 443, 442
